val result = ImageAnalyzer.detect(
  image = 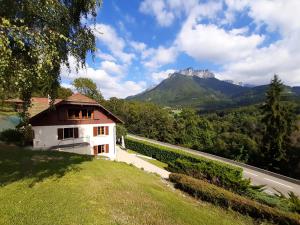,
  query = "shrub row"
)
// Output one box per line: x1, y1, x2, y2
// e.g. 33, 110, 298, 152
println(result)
125, 137, 249, 193
169, 158, 250, 193
169, 173, 300, 225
